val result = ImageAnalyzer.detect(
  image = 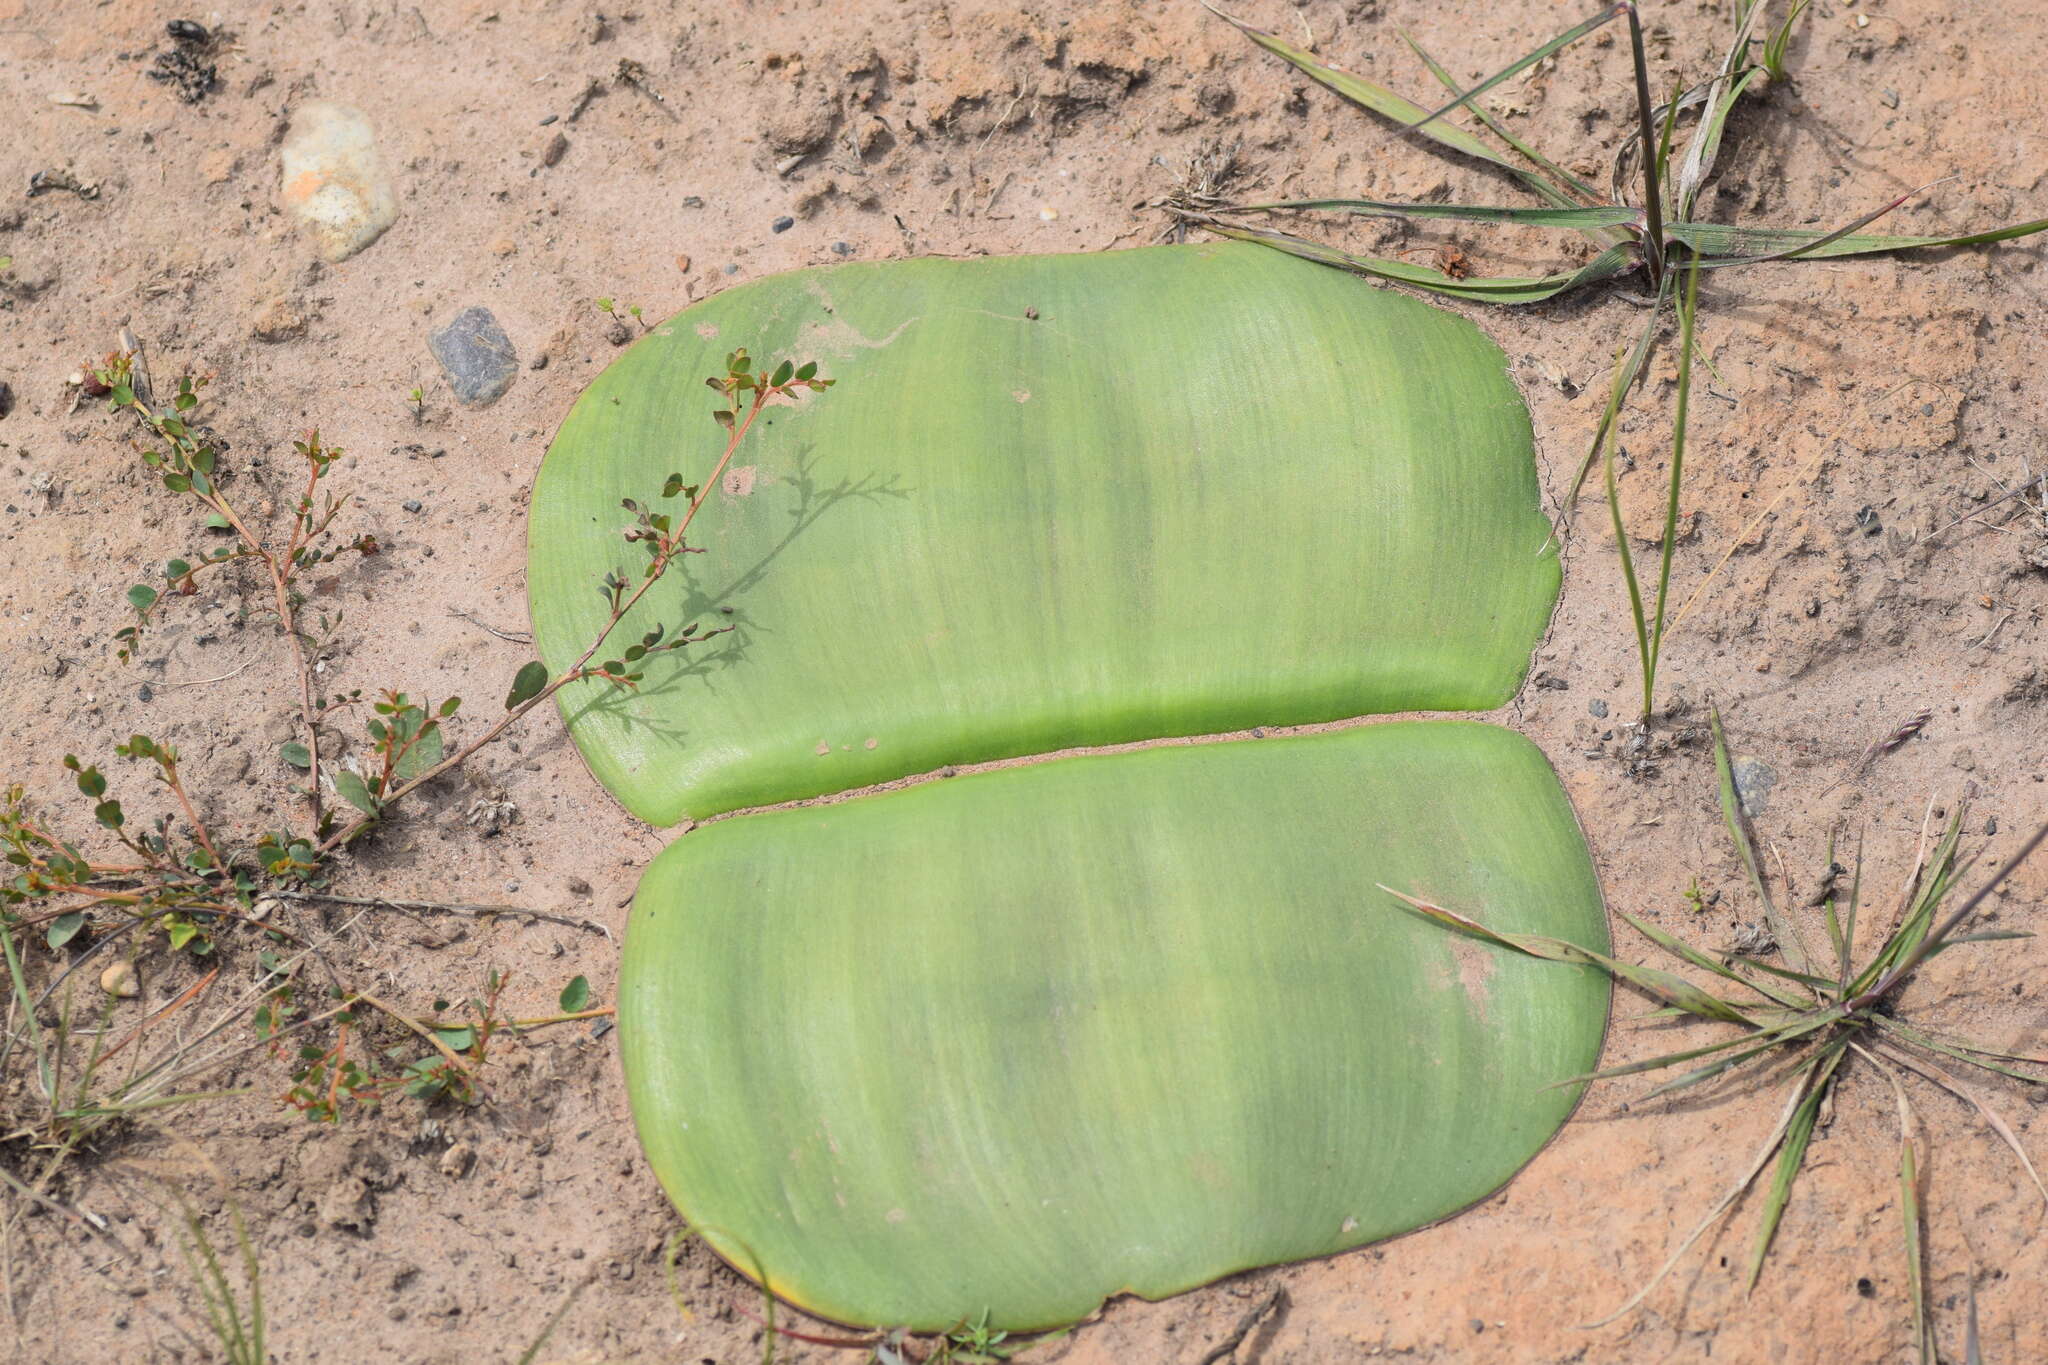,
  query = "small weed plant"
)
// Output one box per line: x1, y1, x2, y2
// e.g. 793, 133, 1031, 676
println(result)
1197, 1, 2048, 720
1382, 708, 2046, 1359
1, 348, 831, 1187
